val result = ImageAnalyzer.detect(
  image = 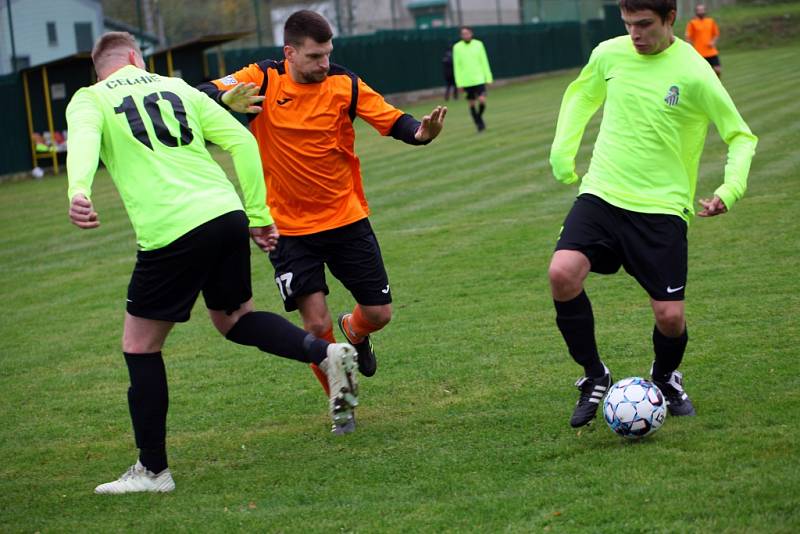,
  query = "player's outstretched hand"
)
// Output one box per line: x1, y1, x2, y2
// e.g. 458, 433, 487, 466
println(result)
250, 224, 280, 252
221, 82, 265, 114
697, 195, 728, 217
69, 194, 99, 229
415, 105, 448, 142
